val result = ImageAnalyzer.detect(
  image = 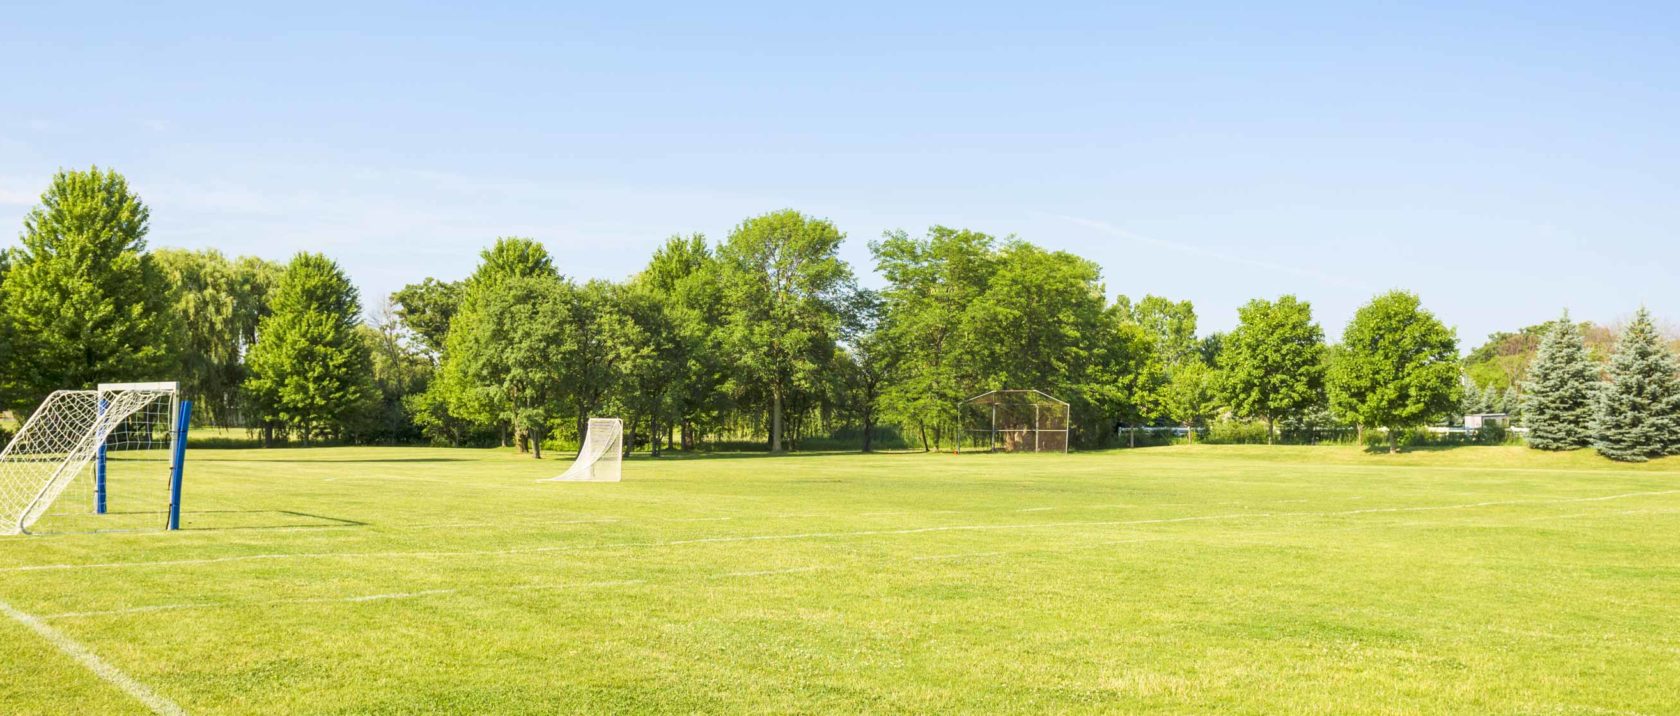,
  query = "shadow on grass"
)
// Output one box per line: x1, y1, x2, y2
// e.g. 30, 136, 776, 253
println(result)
193, 456, 472, 463
34, 509, 371, 534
